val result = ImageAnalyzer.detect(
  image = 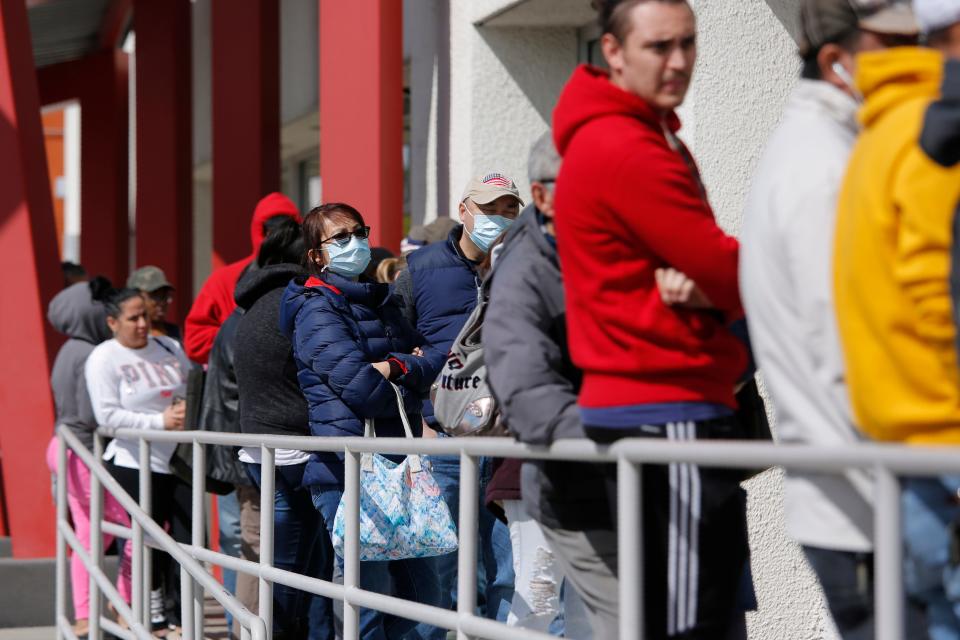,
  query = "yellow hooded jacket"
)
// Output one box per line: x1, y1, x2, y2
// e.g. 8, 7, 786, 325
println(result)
834, 48, 960, 444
